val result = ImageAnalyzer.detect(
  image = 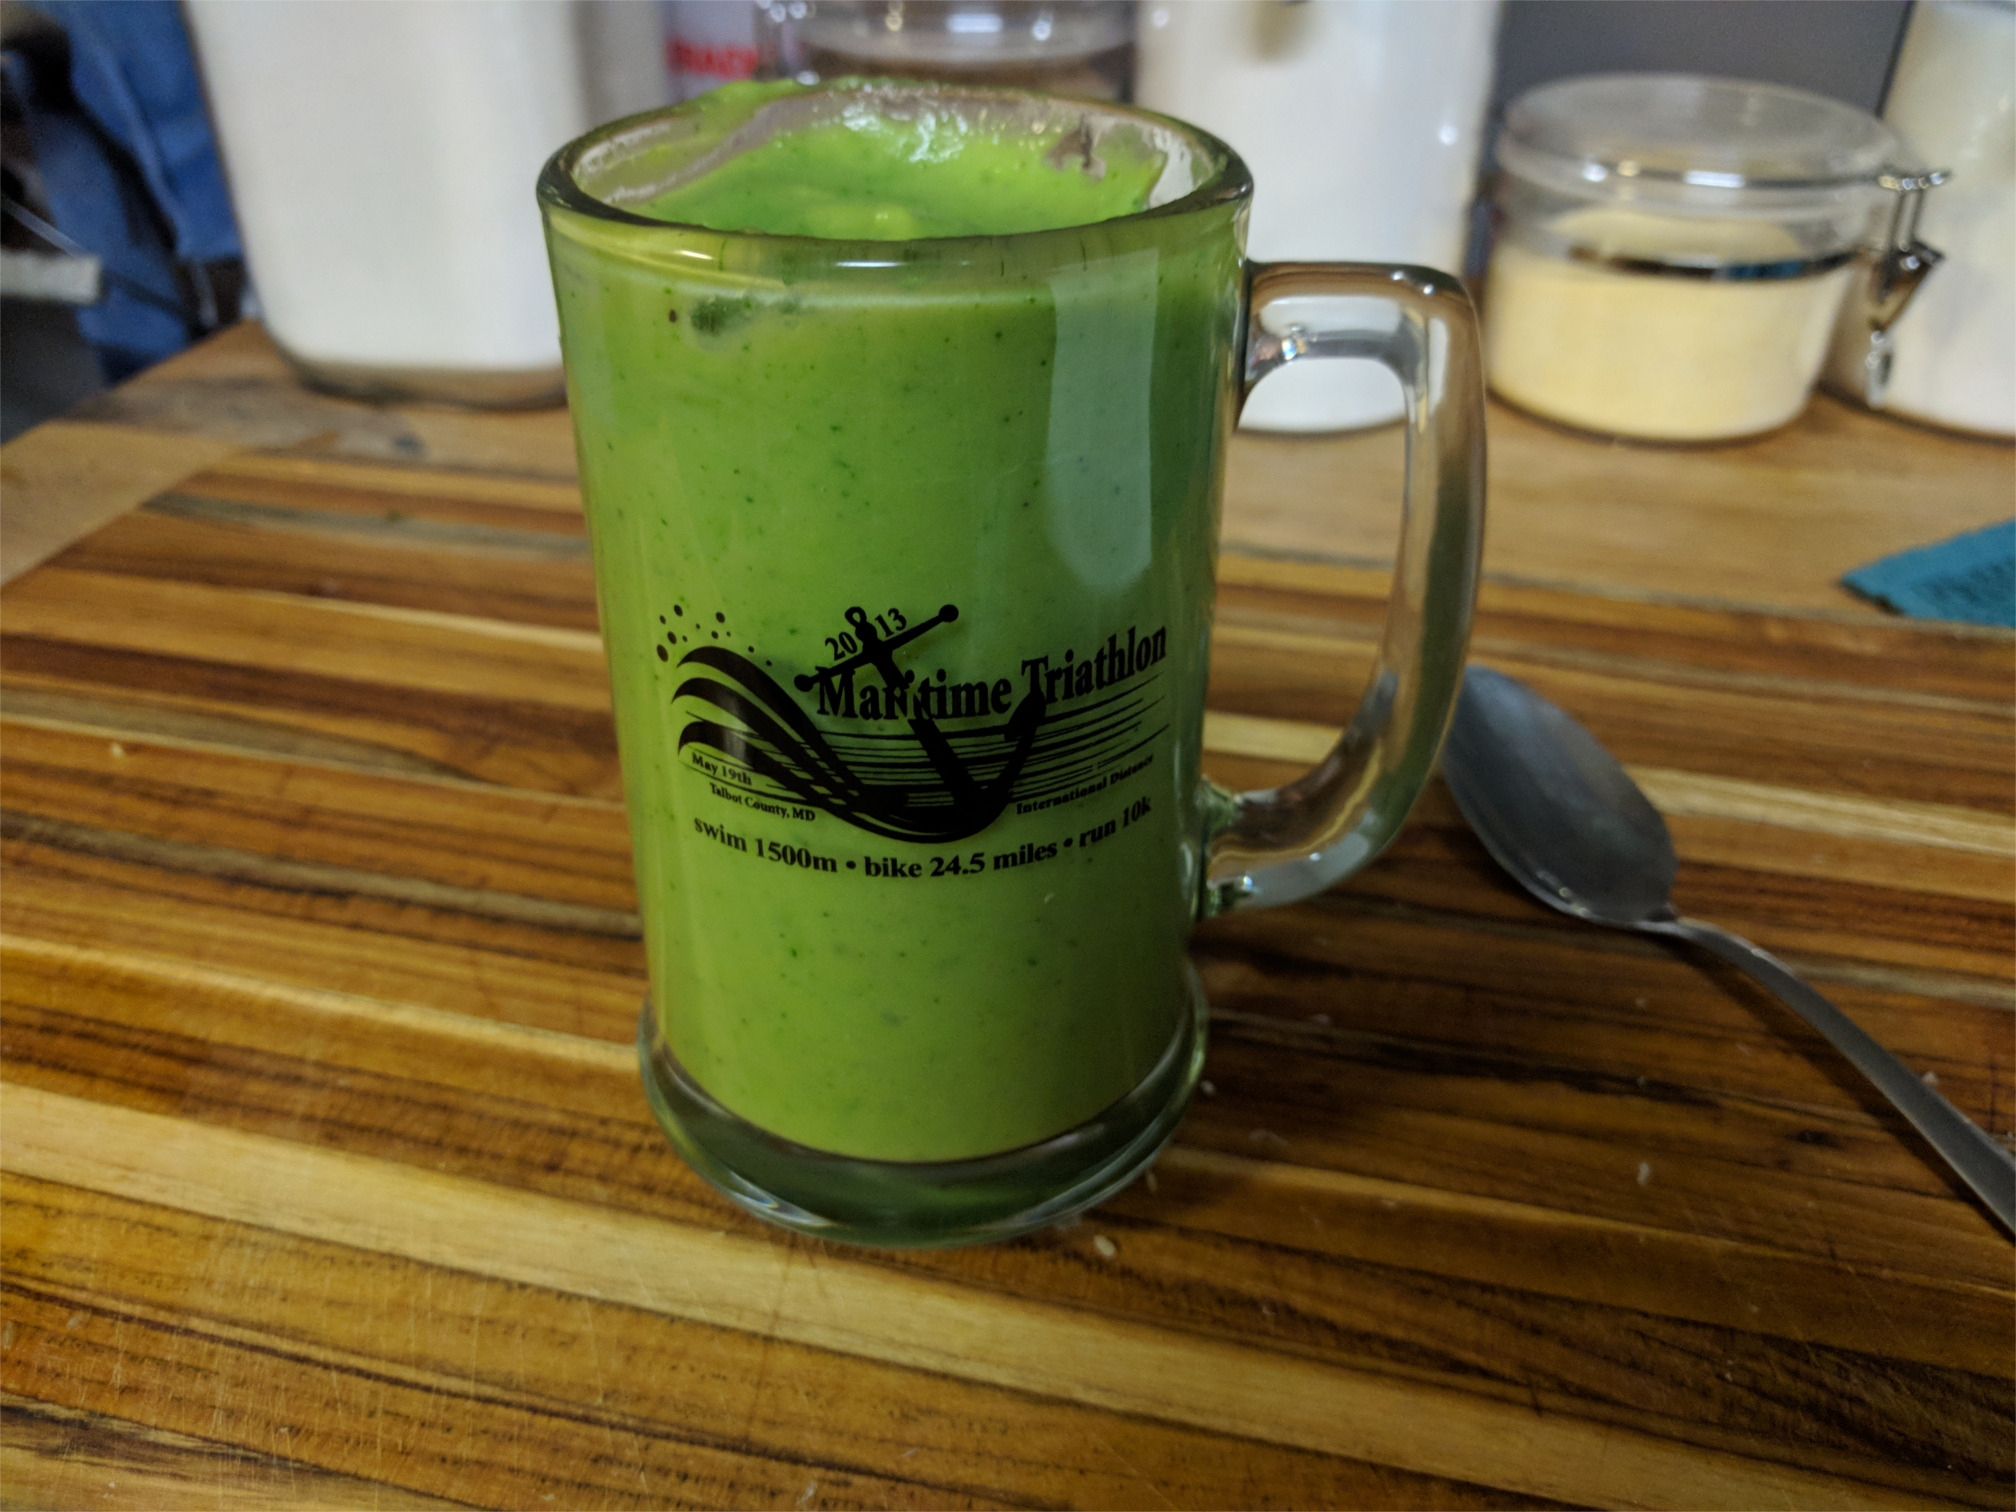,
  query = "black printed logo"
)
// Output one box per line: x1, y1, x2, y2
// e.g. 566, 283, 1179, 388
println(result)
667, 601, 1167, 842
